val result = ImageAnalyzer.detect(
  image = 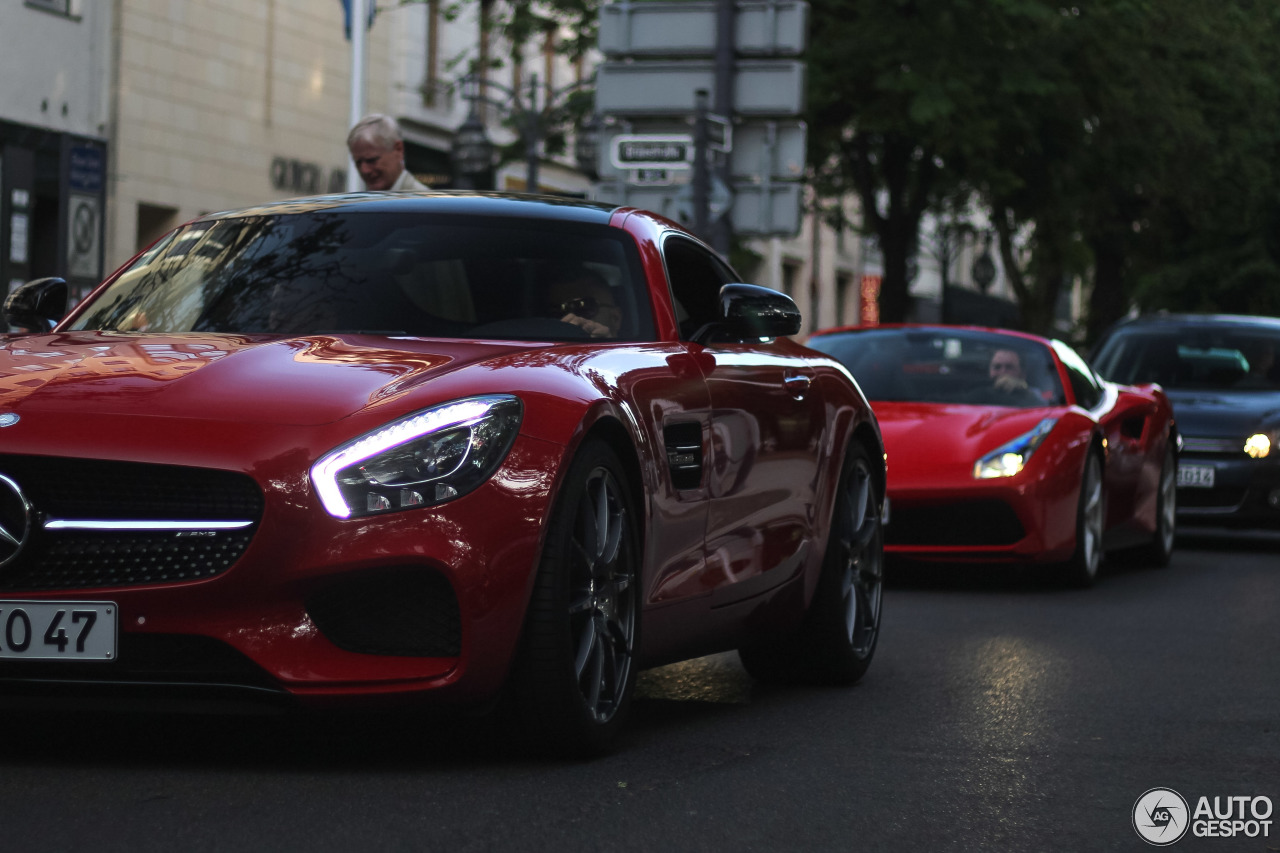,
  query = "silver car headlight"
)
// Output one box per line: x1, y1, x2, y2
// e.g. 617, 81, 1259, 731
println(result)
311, 395, 523, 518
973, 418, 1058, 479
